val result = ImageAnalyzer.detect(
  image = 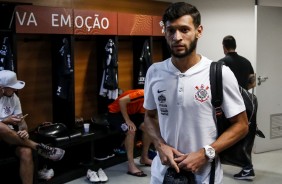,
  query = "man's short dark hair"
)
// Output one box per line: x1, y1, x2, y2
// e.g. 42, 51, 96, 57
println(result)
222, 35, 237, 50
162, 2, 201, 28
